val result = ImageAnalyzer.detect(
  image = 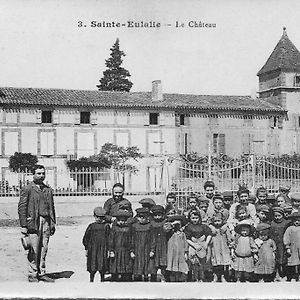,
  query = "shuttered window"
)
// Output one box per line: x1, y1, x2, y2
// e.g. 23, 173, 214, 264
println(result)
213, 133, 226, 155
